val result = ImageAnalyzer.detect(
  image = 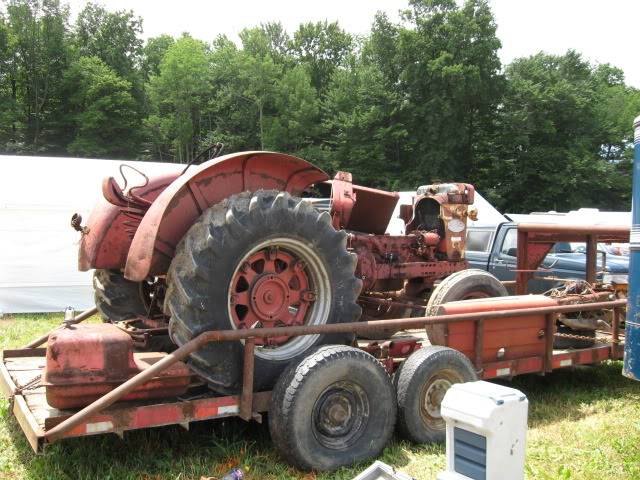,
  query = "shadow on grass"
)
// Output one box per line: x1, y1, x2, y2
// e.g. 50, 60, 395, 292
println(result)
497, 360, 640, 427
